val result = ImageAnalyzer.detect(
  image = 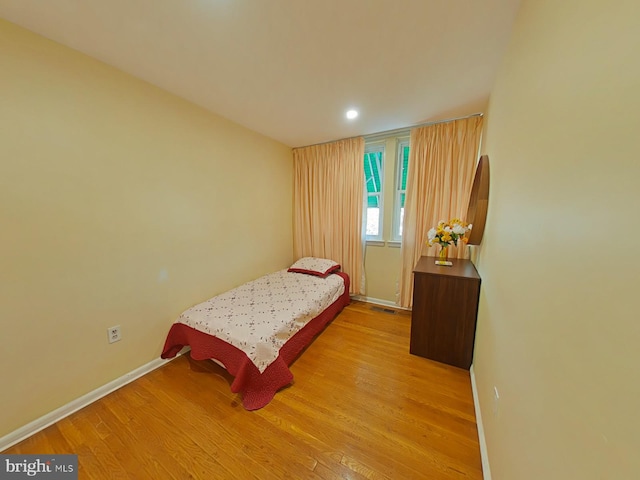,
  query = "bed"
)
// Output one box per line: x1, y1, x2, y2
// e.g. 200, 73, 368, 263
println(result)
161, 257, 350, 410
